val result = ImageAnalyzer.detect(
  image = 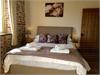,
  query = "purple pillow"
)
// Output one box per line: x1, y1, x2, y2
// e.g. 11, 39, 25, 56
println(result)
39, 34, 47, 43
47, 34, 58, 43
58, 33, 68, 44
